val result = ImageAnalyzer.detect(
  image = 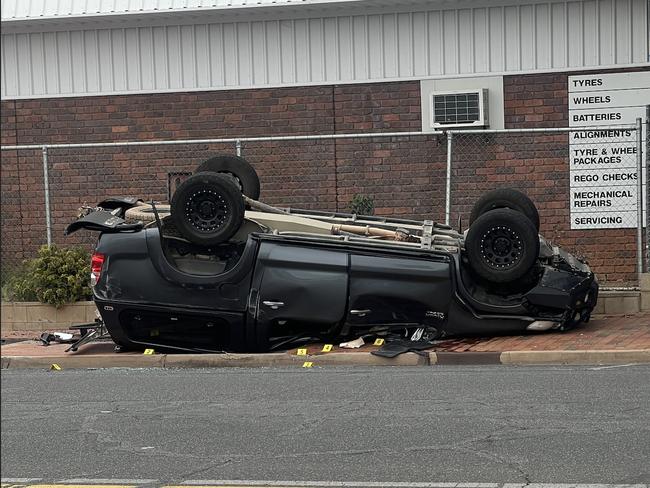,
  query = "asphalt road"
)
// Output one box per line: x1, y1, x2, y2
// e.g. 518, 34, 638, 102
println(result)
1, 365, 649, 484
